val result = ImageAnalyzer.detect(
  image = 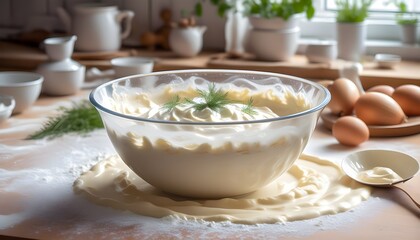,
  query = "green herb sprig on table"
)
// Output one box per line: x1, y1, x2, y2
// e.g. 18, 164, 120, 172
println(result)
27, 100, 103, 140
162, 83, 256, 115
